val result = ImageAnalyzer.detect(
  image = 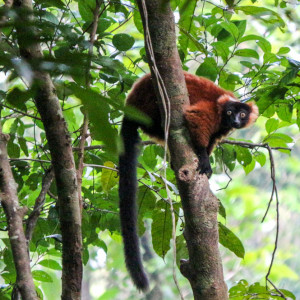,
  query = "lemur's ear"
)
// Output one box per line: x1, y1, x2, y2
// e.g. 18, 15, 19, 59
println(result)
246, 102, 259, 127
217, 95, 238, 106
